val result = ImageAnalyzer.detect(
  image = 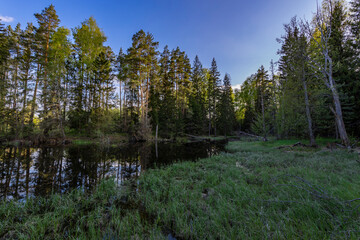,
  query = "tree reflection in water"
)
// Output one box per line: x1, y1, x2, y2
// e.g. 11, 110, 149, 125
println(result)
0, 141, 226, 200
